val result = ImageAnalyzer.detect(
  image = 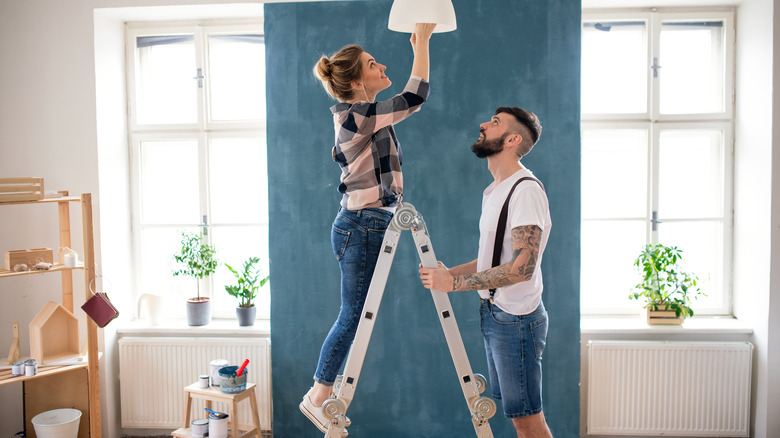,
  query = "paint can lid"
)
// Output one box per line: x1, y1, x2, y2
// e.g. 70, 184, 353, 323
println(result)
210, 359, 229, 366
191, 419, 209, 425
